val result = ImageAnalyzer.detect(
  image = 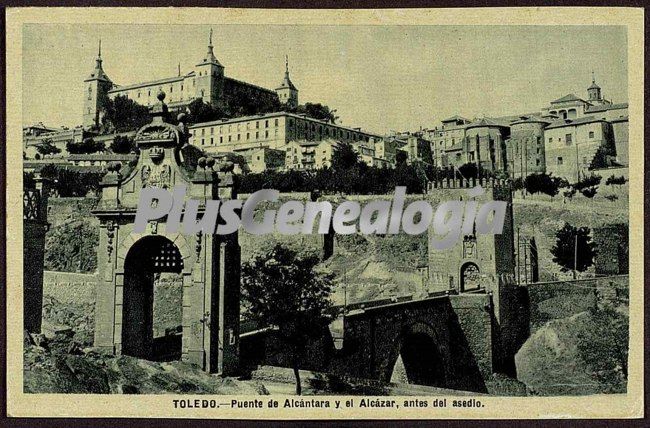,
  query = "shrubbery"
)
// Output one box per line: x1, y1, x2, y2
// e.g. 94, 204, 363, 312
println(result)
40, 164, 105, 197
605, 175, 627, 186
109, 135, 137, 154
523, 173, 567, 197
238, 162, 434, 195
66, 138, 105, 155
